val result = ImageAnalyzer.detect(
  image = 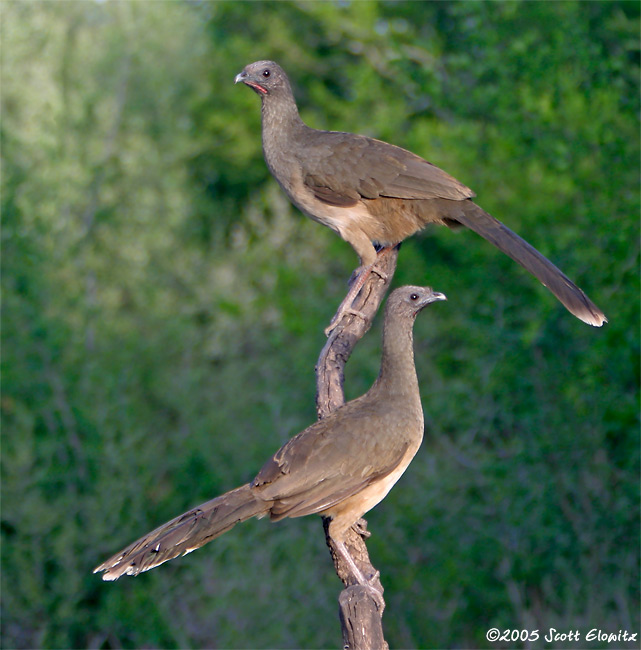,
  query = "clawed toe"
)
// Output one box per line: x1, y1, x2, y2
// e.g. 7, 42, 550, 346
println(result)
371, 267, 388, 281
352, 519, 372, 539
366, 582, 385, 609
325, 308, 367, 336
